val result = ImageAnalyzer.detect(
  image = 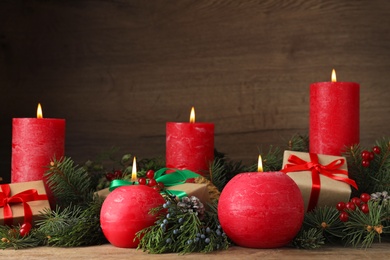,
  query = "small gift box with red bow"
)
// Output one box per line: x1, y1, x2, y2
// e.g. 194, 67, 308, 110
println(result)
0, 180, 50, 228
281, 150, 358, 212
